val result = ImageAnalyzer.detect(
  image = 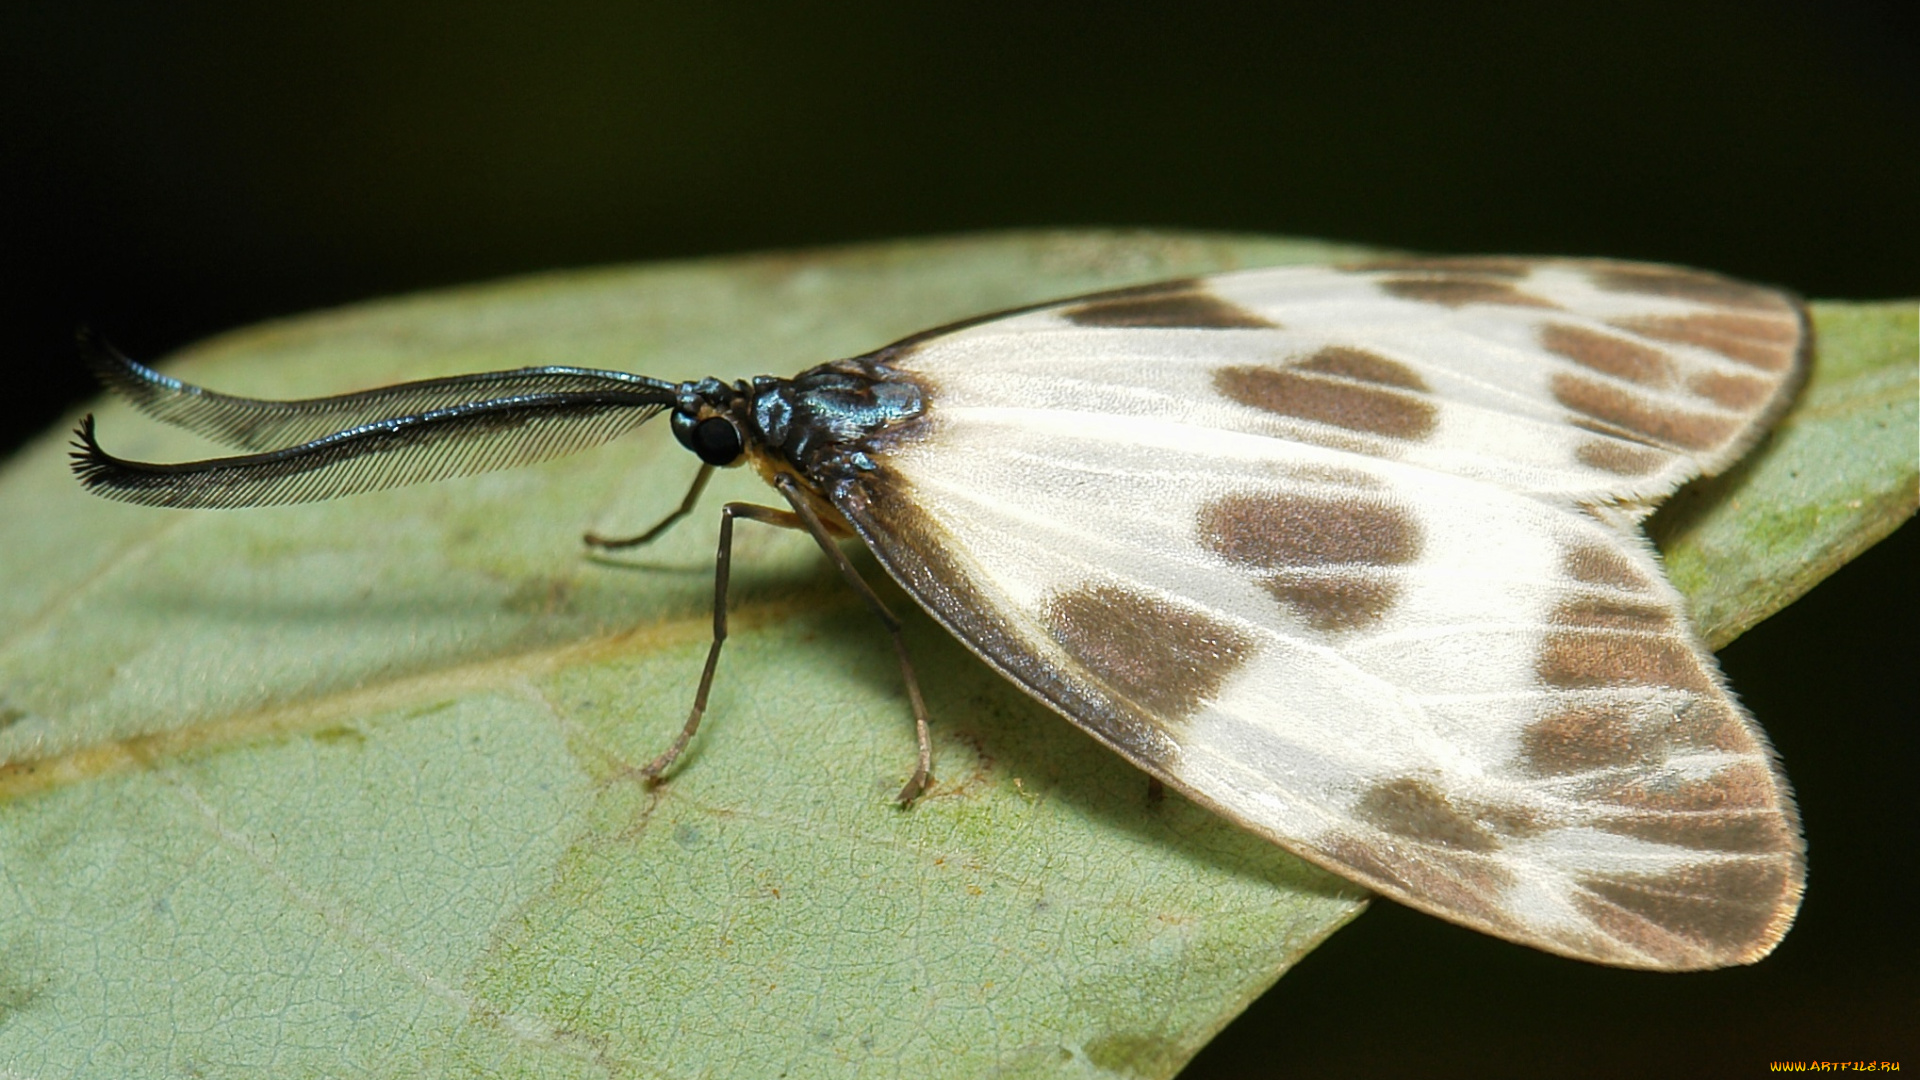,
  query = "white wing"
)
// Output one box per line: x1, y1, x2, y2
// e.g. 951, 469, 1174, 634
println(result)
831, 258, 1807, 969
